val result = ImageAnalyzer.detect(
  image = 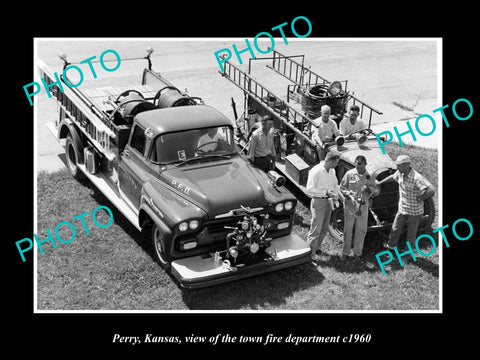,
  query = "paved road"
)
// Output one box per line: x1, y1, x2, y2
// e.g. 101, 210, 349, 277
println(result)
35, 39, 439, 173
